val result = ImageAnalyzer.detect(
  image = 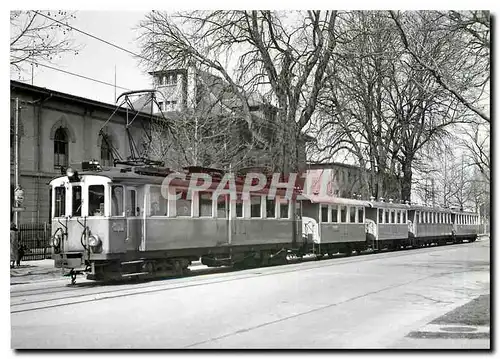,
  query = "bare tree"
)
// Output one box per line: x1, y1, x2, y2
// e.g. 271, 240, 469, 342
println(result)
10, 10, 80, 75
137, 10, 339, 173
311, 11, 484, 202
390, 10, 490, 123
